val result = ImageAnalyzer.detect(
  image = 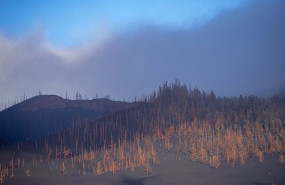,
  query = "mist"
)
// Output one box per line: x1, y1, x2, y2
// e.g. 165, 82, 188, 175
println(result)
0, 0, 284, 105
